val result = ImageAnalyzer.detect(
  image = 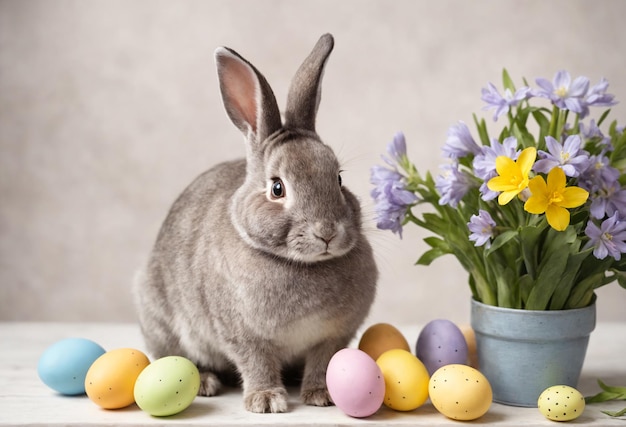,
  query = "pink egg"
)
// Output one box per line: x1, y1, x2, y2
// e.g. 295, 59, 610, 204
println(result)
326, 348, 385, 418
